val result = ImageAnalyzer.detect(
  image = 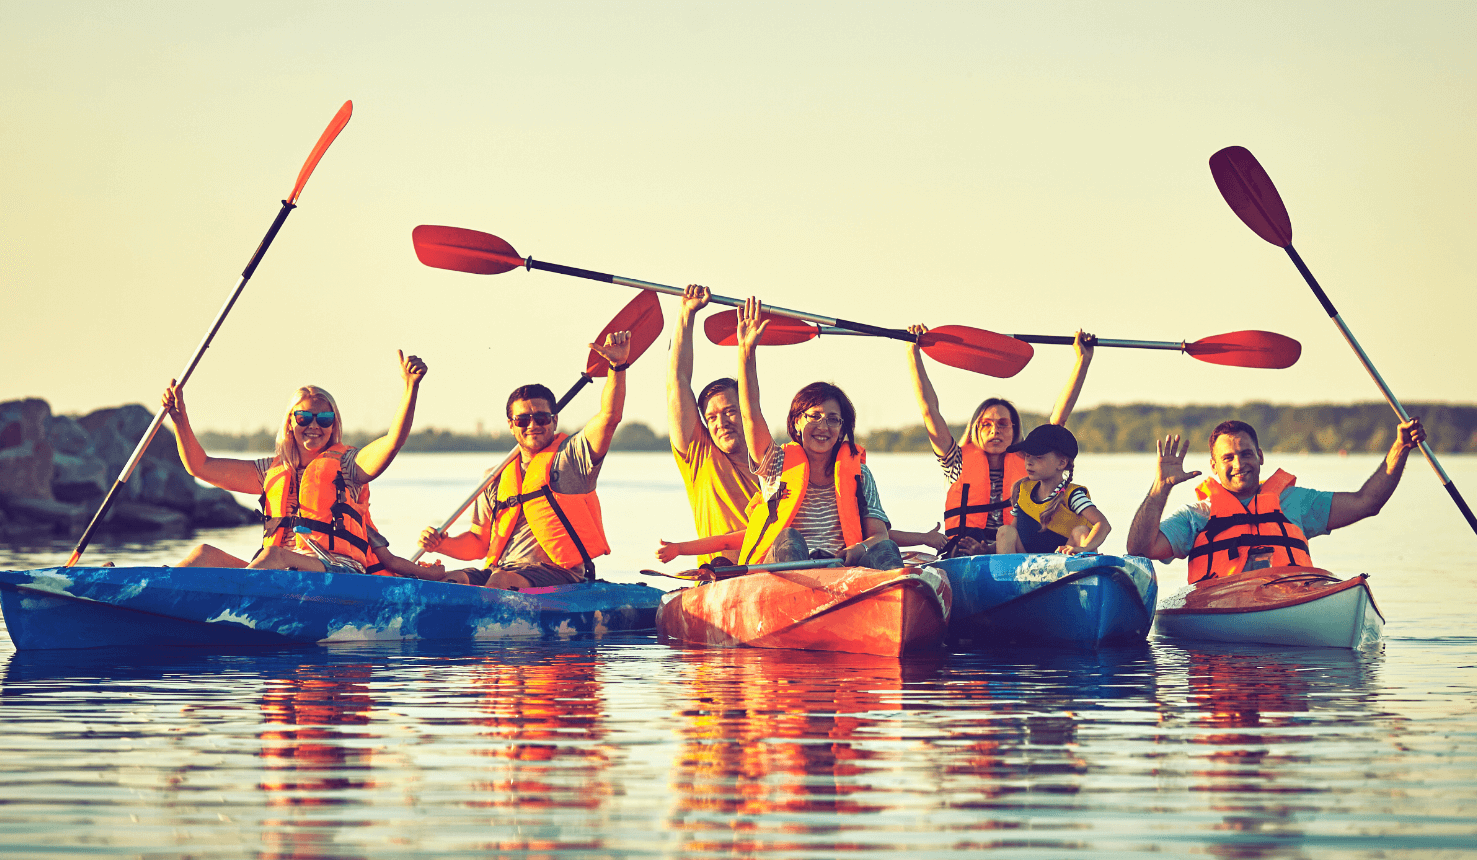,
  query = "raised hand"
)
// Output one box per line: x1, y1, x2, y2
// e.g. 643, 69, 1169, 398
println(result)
590, 330, 632, 368
681, 284, 711, 316
1074, 329, 1096, 361
399, 350, 428, 385
1155, 434, 1202, 490
736, 296, 771, 355
161, 379, 186, 419
907, 324, 929, 355
1397, 417, 1426, 451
